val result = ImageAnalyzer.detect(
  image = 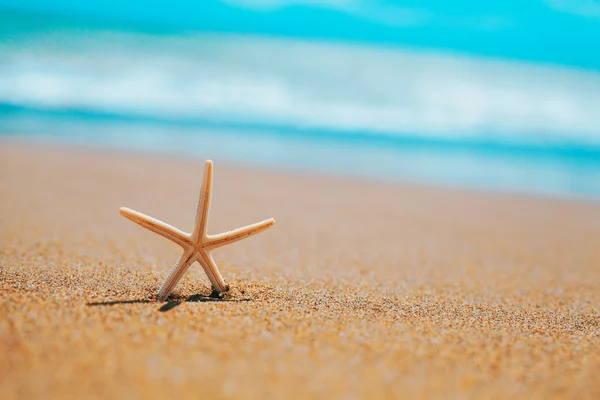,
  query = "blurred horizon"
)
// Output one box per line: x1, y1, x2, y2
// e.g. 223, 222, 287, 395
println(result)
1, 1, 600, 199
